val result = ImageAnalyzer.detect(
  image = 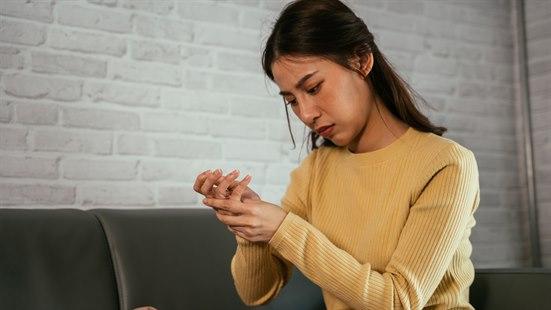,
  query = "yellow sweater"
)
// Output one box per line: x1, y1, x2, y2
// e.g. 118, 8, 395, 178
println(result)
231, 126, 480, 310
